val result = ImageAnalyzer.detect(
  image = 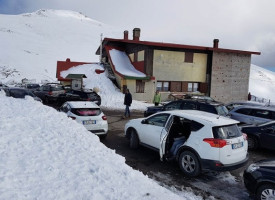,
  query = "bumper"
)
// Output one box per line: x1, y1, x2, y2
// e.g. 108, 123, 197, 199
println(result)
243, 170, 258, 195
201, 155, 249, 171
